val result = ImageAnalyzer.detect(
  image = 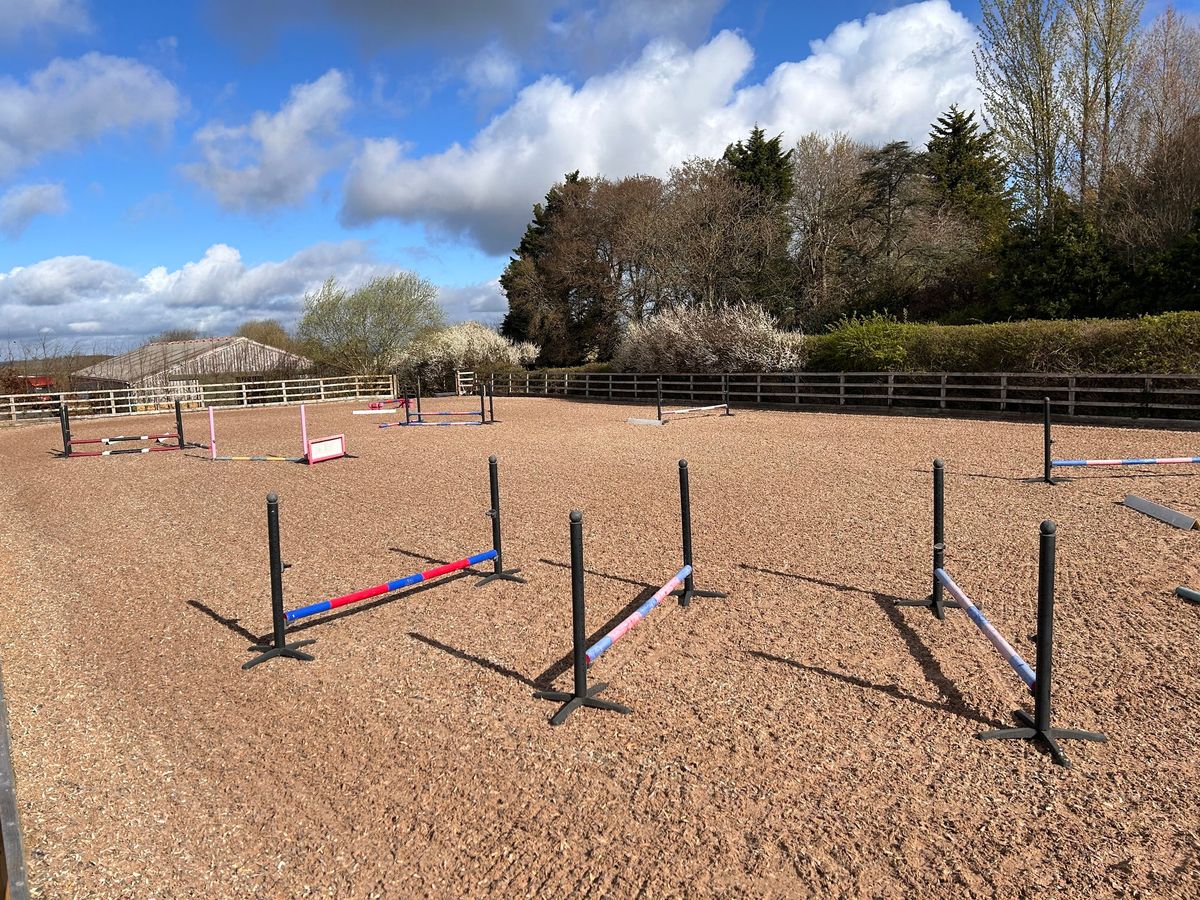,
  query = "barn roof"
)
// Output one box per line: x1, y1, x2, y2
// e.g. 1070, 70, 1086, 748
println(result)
72, 337, 312, 384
